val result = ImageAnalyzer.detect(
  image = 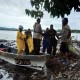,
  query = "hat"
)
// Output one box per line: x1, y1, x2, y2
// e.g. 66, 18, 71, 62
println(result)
19, 25, 23, 30
62, 18, 68, 23
37, 18, 40, 22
